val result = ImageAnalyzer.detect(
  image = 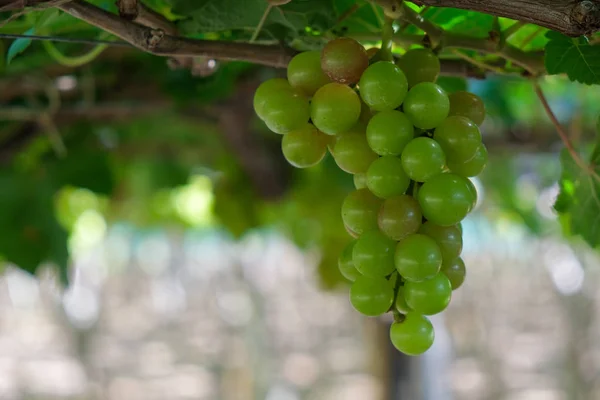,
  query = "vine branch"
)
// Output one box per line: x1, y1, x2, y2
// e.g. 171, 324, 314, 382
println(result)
410, 0, 600, 37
